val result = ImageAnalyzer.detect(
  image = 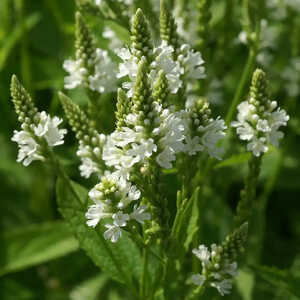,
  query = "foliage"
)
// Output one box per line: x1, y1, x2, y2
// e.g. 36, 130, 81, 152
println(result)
1, 0, 300, 299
